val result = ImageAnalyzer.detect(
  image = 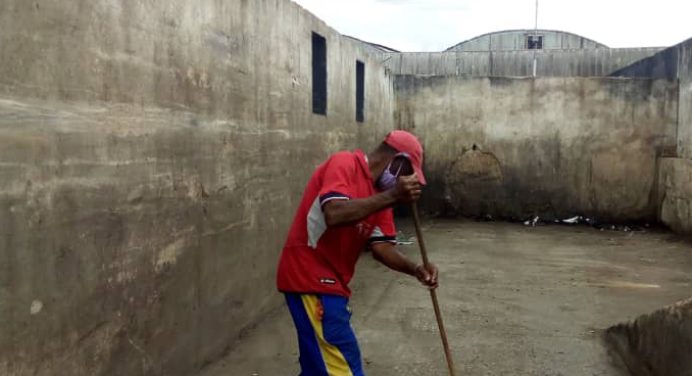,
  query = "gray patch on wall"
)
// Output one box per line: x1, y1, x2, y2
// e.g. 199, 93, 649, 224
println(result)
444, 146, 504, 218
